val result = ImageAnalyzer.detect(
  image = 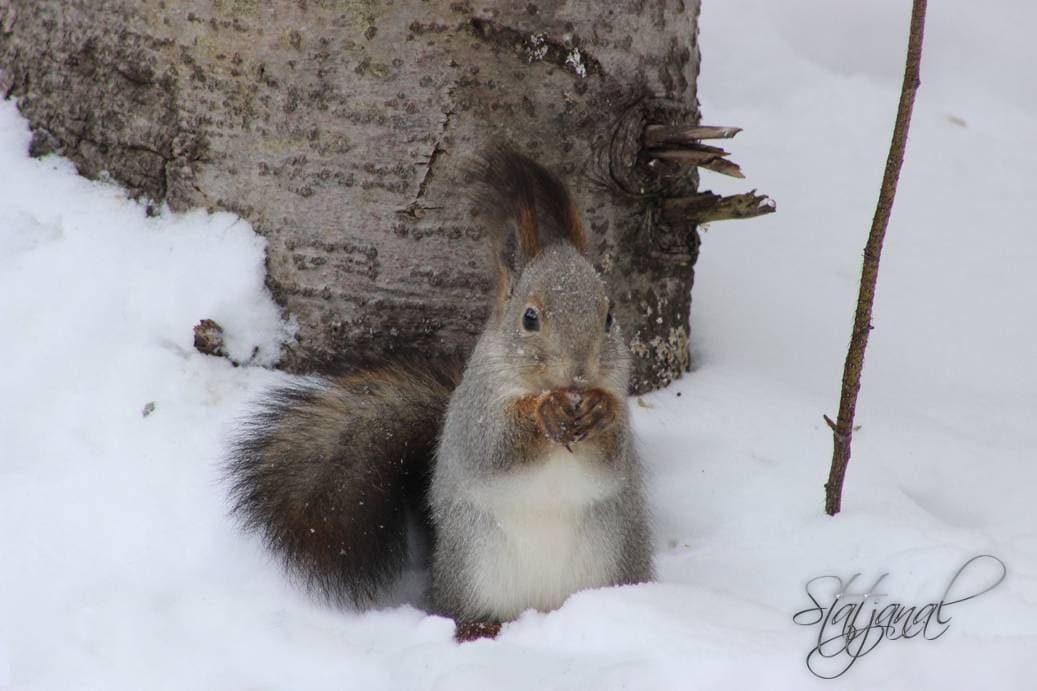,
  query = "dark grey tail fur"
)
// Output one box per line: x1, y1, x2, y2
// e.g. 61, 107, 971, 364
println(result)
227, 361, 462, 606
